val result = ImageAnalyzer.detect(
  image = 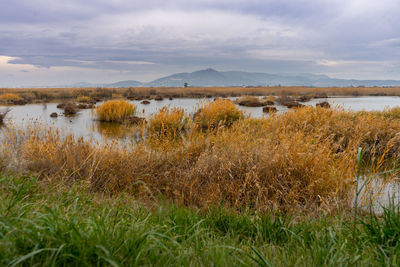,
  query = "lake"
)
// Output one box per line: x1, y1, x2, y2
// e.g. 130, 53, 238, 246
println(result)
1, 96, 400, 141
